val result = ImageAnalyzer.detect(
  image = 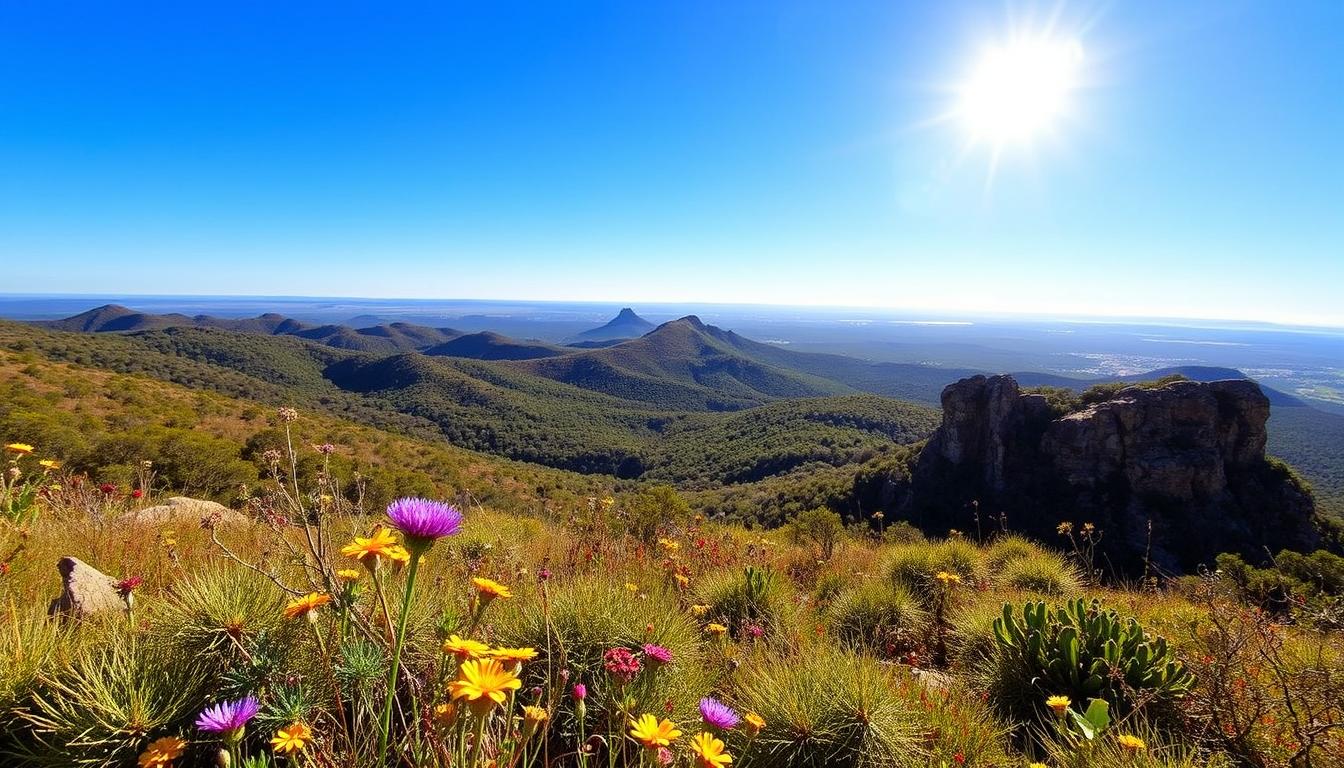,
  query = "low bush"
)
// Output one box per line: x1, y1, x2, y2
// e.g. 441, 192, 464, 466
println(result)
827, 580, 926, 658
